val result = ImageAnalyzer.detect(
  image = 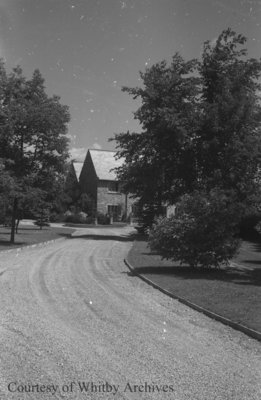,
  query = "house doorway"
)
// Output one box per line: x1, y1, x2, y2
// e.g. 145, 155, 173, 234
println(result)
107, 205, 121, 222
